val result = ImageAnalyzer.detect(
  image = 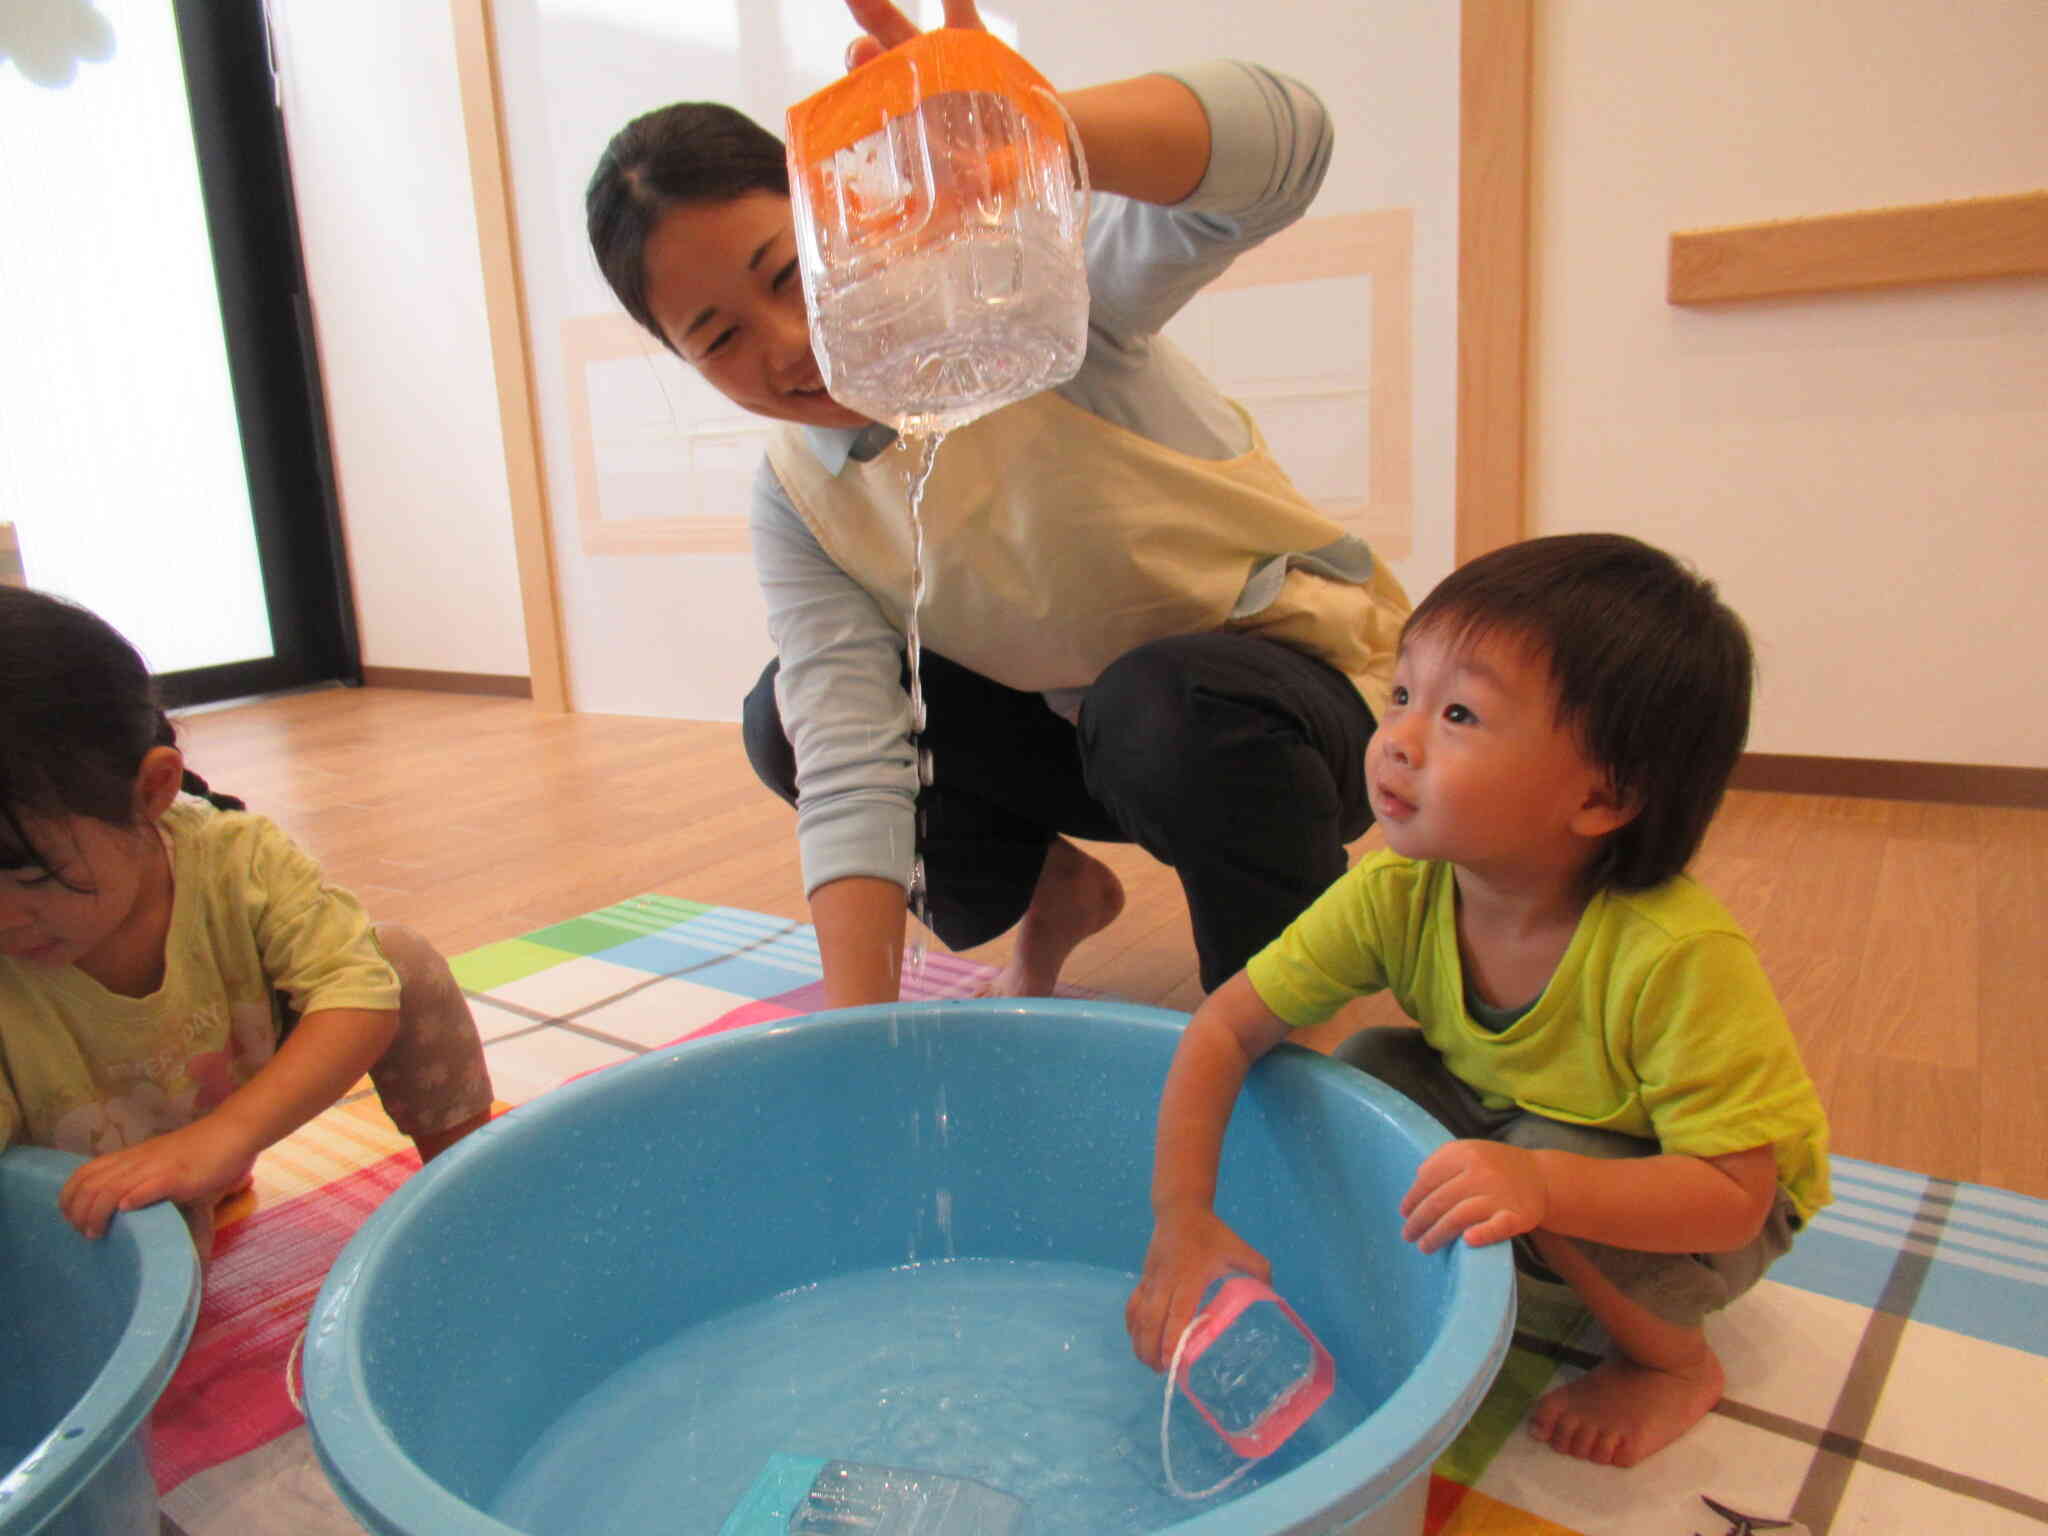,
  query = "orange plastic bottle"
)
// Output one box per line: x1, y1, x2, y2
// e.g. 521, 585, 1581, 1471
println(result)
785, 30, 1090, 435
